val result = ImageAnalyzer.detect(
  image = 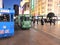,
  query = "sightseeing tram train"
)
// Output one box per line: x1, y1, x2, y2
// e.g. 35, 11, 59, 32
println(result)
0, 8, 15, 38
15, 14, 32, 29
